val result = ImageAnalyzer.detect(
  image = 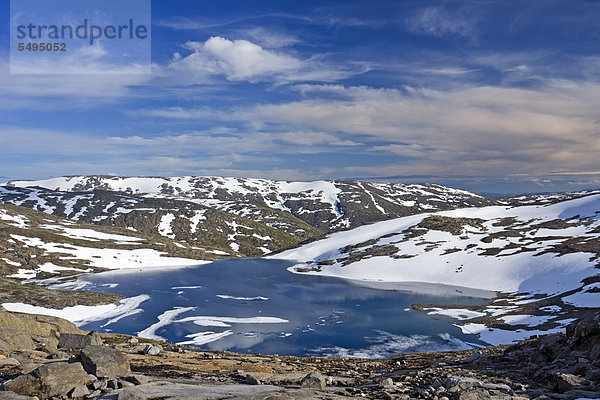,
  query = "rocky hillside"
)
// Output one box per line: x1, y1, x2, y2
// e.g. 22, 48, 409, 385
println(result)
4, 175, 495, 233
